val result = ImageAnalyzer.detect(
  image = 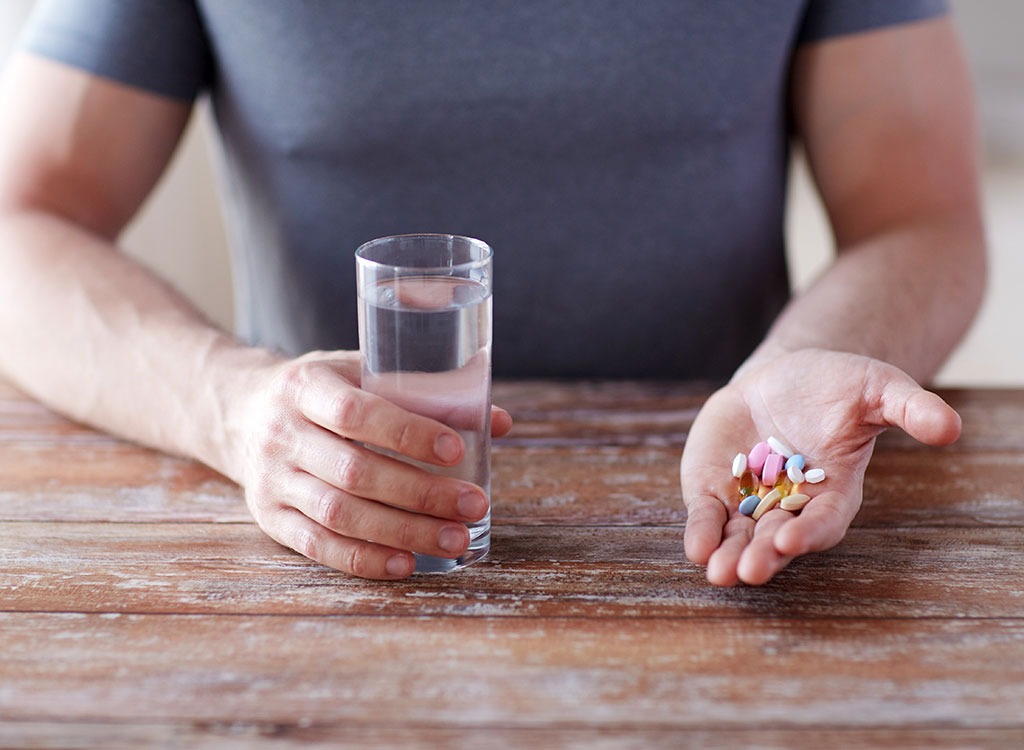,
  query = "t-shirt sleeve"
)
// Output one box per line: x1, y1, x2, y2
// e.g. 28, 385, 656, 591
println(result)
18, 0, 213, 101
797, 0, 949, 44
